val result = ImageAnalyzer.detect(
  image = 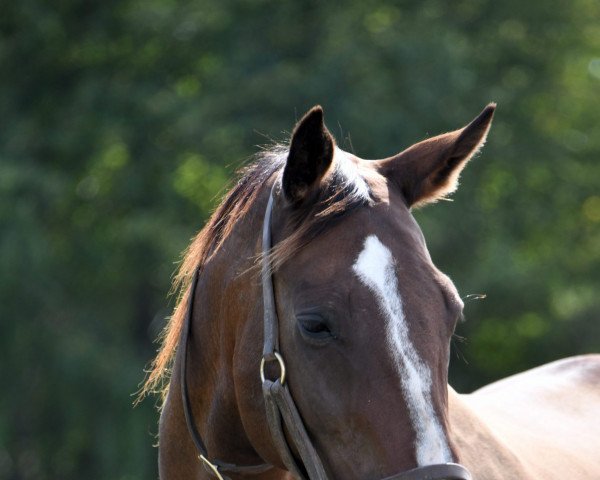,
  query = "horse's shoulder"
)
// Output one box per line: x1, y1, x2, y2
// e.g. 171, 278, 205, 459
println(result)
463, 354, 600, 412
456, 355, 600, 478
539, 354, 600, 386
